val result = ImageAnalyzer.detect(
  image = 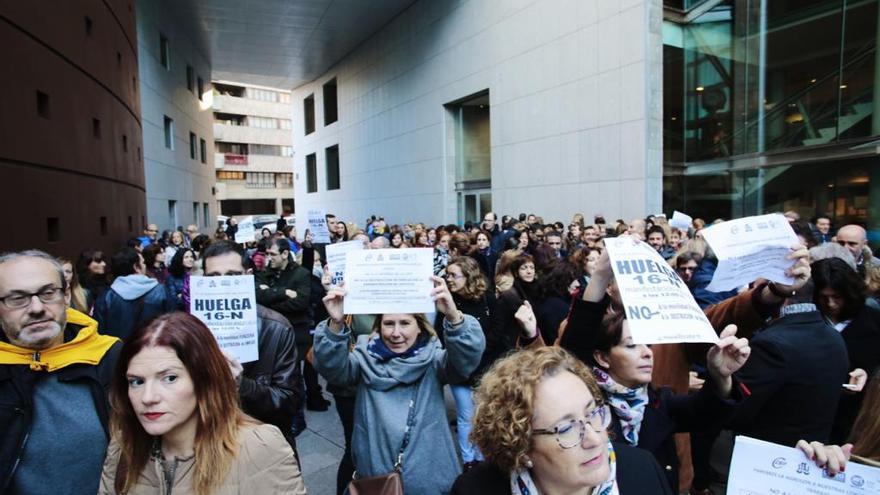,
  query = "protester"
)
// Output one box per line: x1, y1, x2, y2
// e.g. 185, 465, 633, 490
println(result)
0, 250, 121, 495
59, 256, 90, 313
453, 346, 673, 494
165, 248, 195, 309
93, 248, 175, 341
141, 243, 168, 284
646, 225, 676, 260
164, 230, 186, 260
434, 230, 451, 276
313, 276, 486, 494
813, 215, 833, 244
136, 223, 159, 248
489, 254, 542, 363
98, 312, 306, 494
836, 224, 879, 279
535, 260, 581, 345
76, 249, 110, 308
